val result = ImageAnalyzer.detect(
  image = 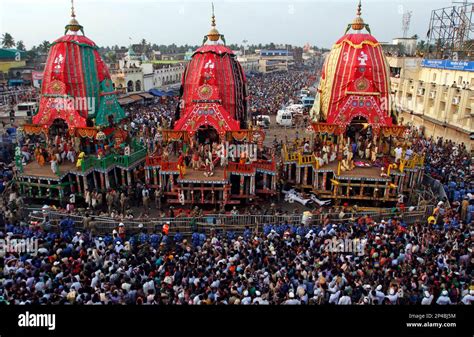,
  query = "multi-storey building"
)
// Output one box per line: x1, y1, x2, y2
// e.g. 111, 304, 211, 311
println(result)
389, 56, 474, 149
